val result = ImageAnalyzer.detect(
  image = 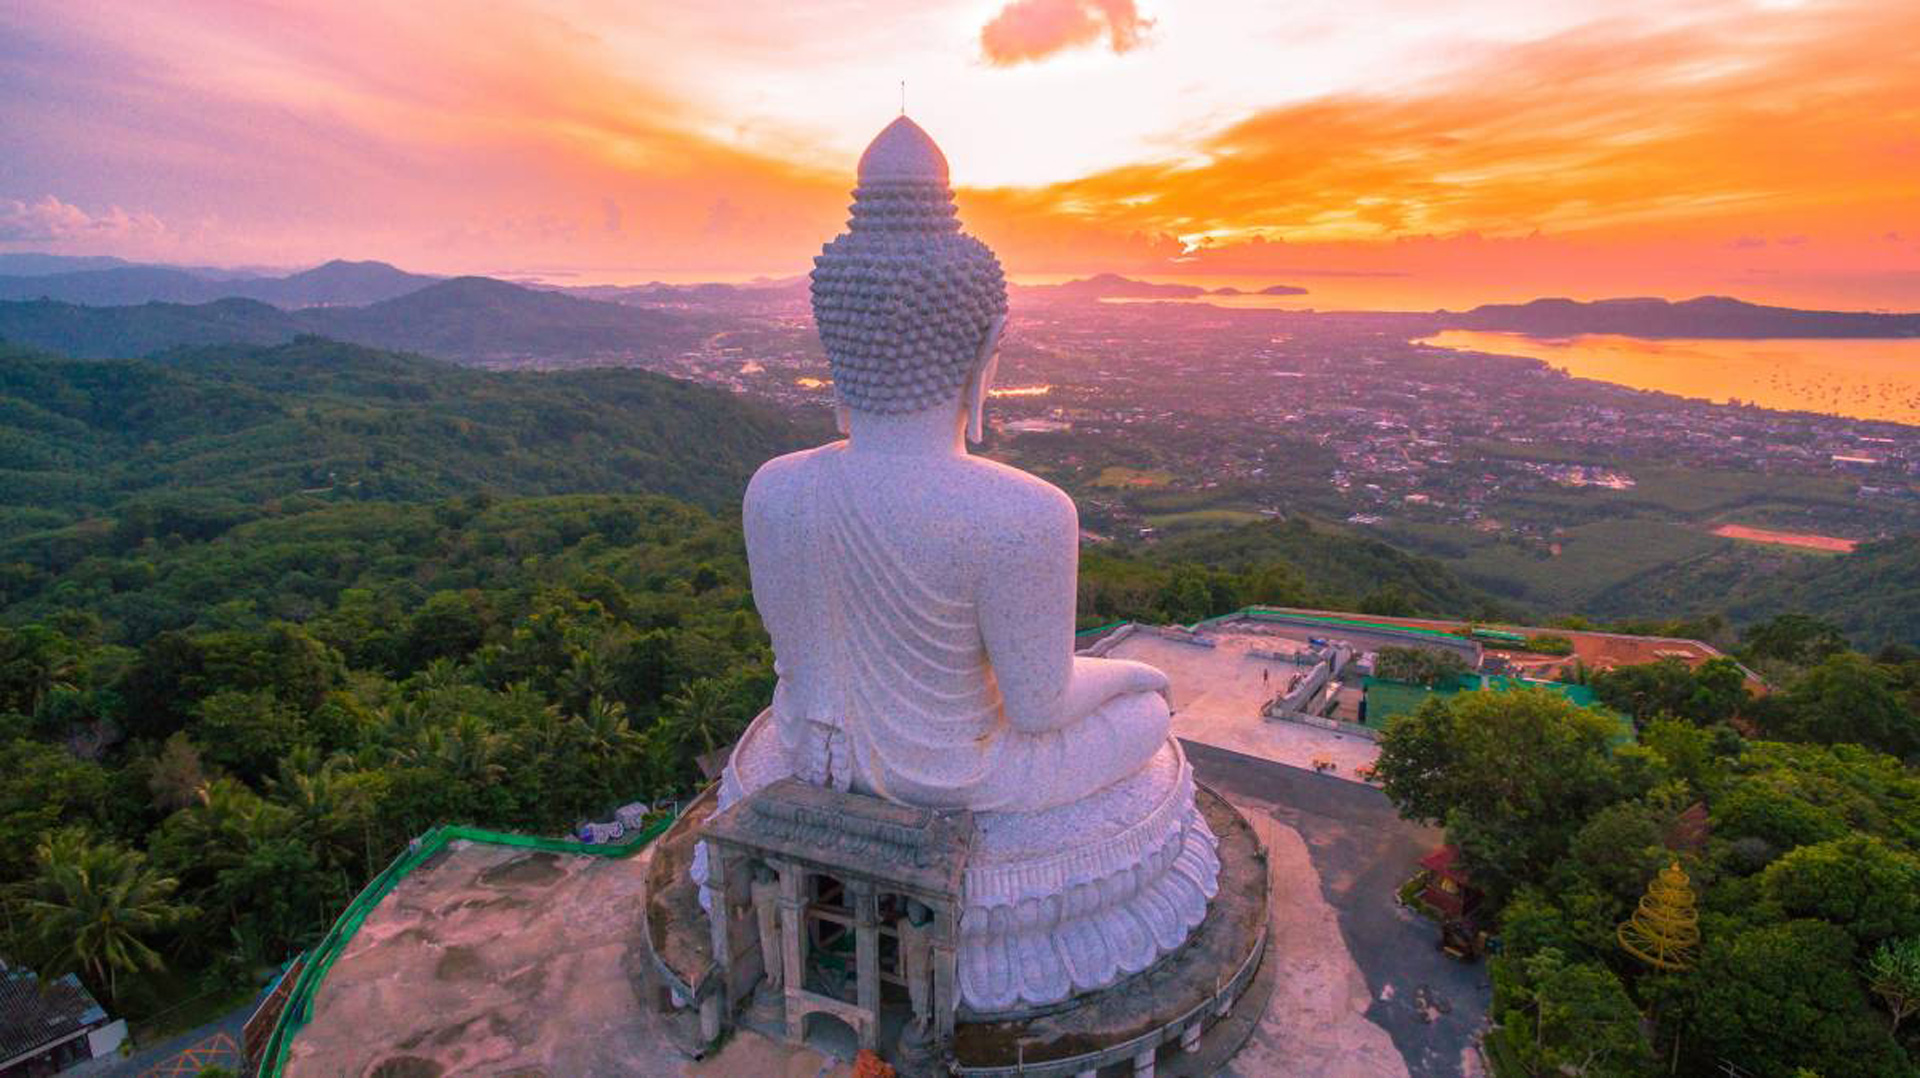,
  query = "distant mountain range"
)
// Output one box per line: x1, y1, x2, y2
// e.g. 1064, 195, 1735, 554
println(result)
0, 276, 708, 364
1014, 273, 1308, 301
1448, 296, 1920, 339
0, 258, 440, 308
546, 277, 810, 306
